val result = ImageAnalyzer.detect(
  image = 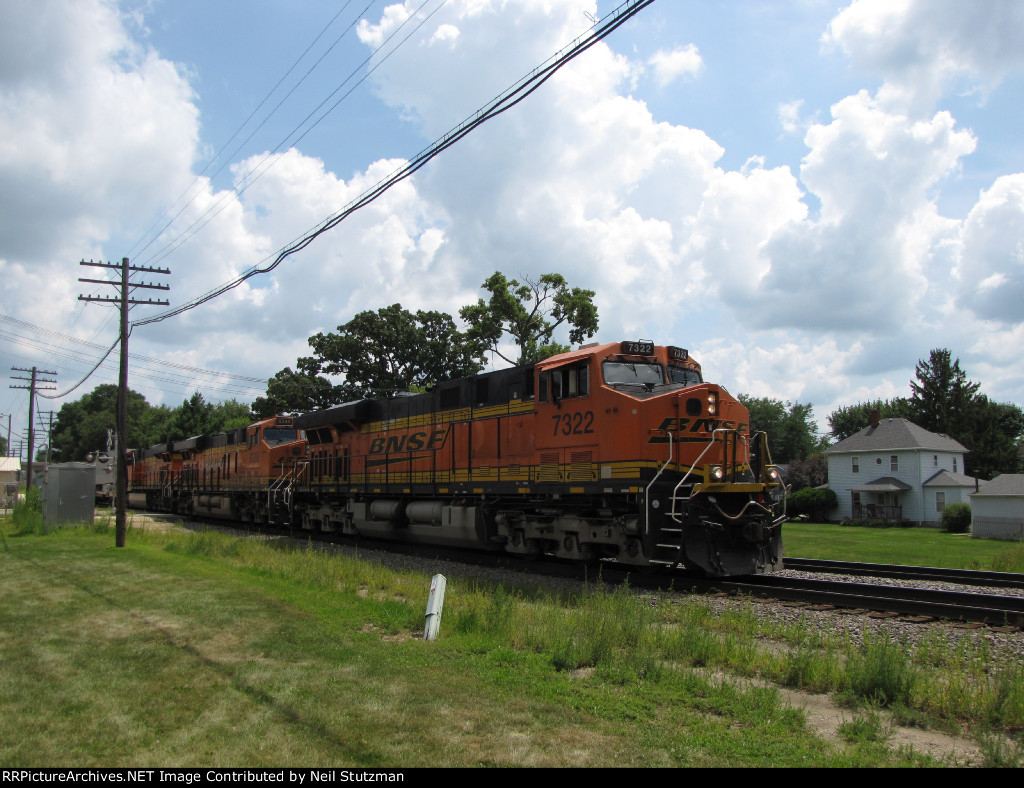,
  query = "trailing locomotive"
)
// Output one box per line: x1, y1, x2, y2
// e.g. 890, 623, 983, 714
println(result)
128, 341, 786, 576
